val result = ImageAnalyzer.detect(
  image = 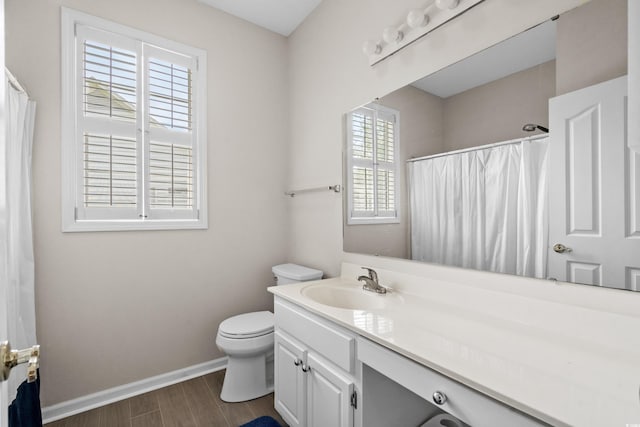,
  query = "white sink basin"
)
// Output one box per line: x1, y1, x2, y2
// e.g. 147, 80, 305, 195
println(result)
301, 284, 404, 310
